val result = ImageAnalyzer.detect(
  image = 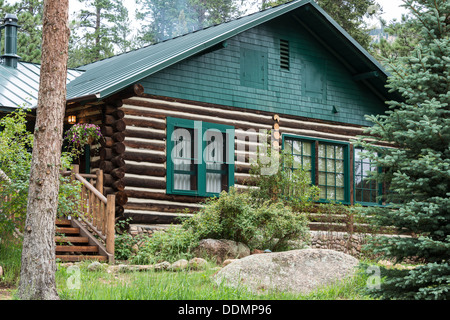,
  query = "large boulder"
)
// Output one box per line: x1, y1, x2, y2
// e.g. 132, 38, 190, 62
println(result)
213, 249, 359, 295
193, 239, 250, 264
